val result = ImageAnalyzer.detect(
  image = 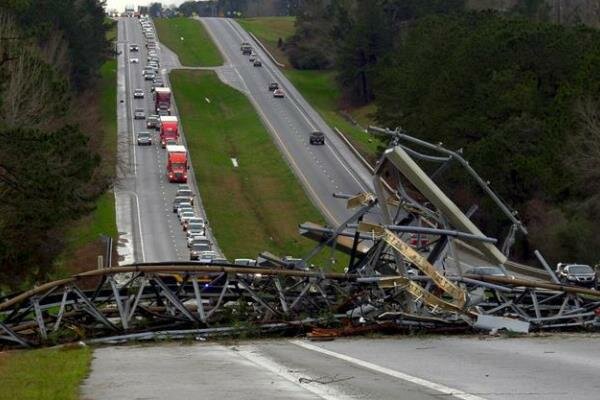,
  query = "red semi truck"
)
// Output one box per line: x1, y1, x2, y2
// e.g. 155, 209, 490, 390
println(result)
154, 87, 172, 113
166, 144, 188, 183
159, 116, 179, 148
